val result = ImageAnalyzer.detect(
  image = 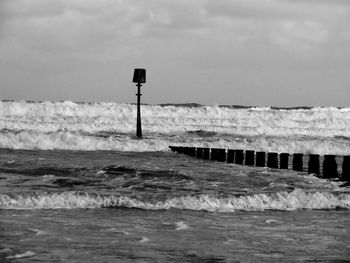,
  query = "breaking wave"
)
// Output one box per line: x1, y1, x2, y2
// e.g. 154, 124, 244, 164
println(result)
1, 189, 349, 211
1, 129, 349, 154
1, 100, 350, 154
